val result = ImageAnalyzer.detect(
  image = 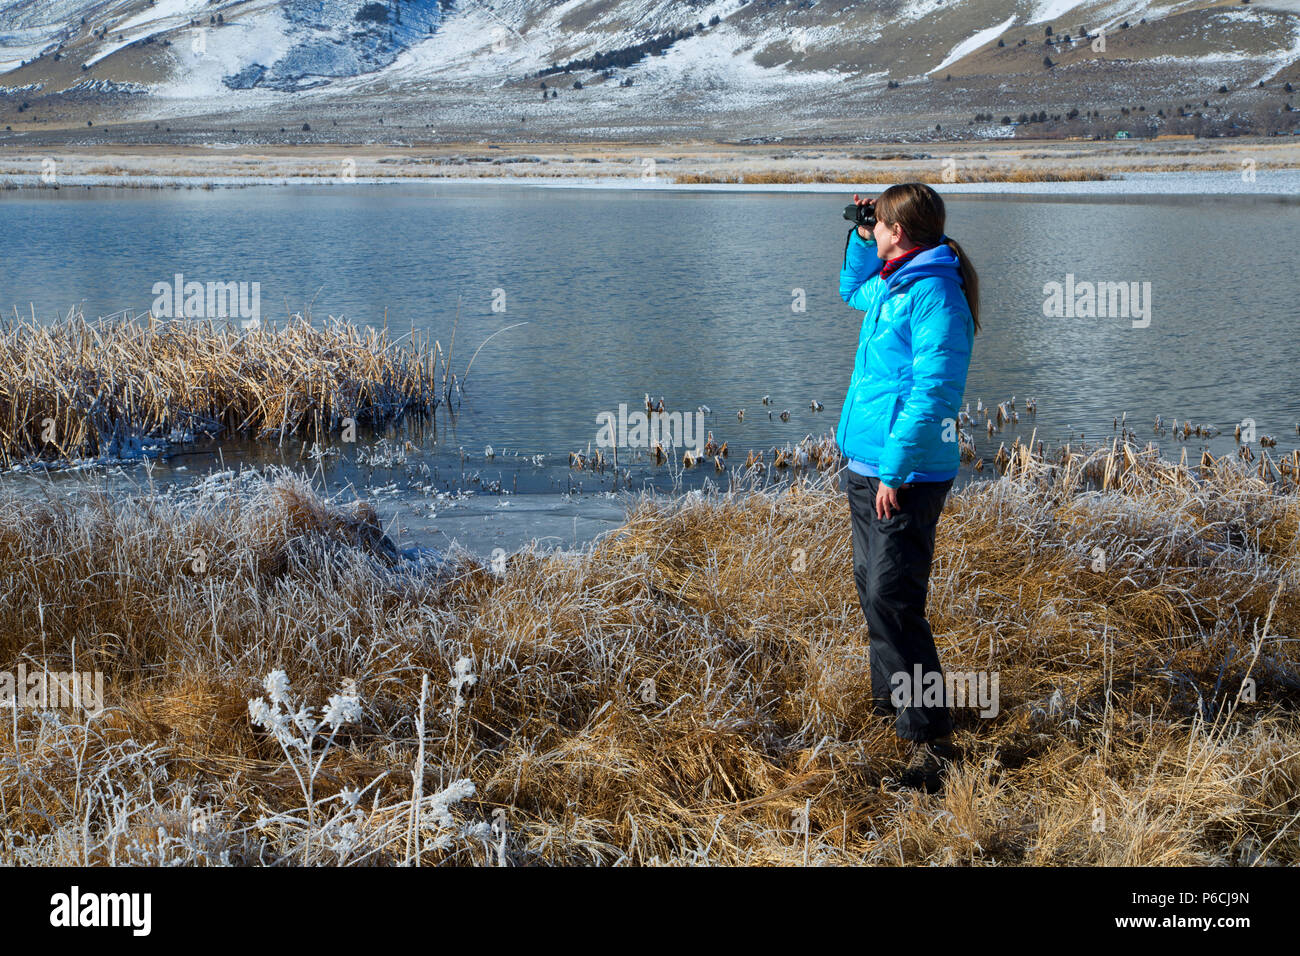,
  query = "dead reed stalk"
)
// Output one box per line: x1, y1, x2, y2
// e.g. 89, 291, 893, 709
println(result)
0, 311, 438, 466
